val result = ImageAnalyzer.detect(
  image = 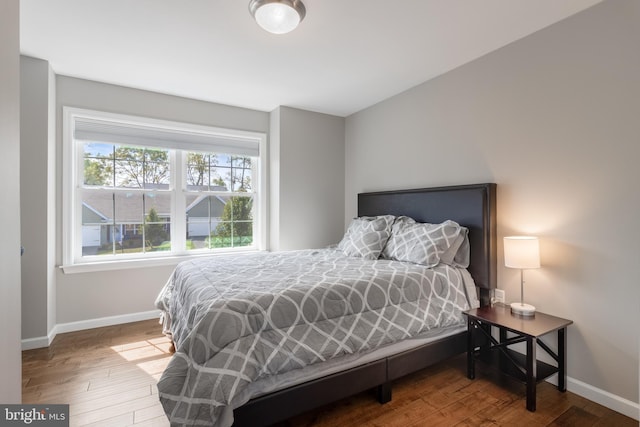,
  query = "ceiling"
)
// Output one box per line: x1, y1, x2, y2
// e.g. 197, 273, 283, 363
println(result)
20, 0, 601, 117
